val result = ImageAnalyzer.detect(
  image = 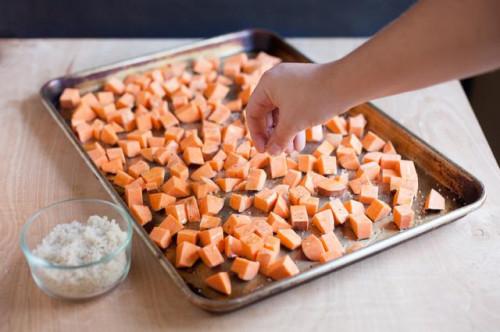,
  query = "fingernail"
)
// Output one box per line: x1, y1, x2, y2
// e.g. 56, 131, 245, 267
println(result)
268, 143, 281, 156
